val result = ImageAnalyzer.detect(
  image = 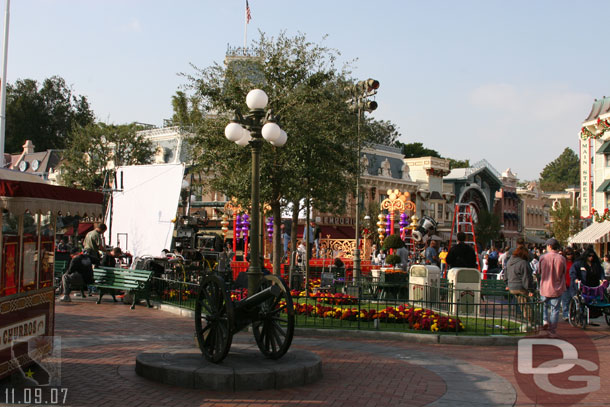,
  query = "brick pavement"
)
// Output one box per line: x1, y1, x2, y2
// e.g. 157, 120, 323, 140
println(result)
4, 295, 610, 406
